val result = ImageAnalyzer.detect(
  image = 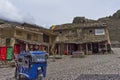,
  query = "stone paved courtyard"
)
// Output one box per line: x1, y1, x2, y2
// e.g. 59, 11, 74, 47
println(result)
0, 48, 120, 80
